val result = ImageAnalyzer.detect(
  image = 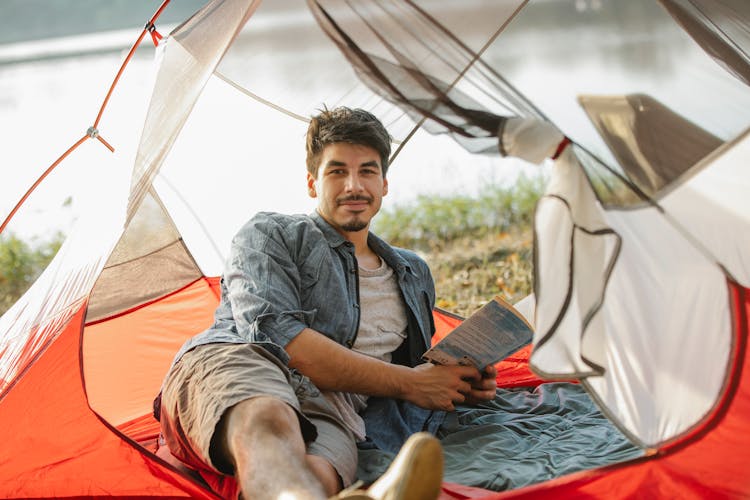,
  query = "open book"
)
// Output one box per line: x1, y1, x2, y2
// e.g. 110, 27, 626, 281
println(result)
423, 296, 534, 370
